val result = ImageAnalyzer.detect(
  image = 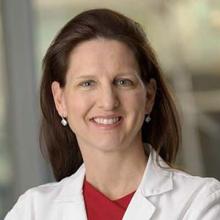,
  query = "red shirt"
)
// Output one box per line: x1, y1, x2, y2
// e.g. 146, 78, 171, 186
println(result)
83, 179, 135, 220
